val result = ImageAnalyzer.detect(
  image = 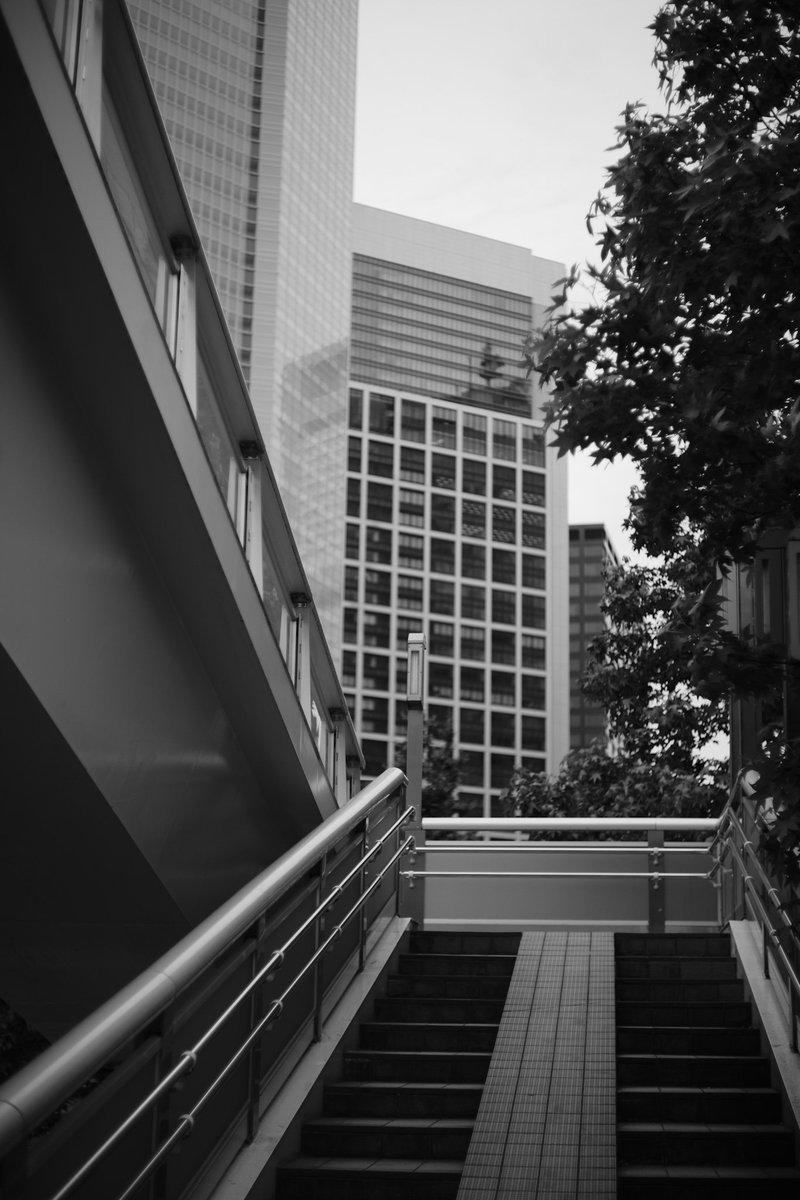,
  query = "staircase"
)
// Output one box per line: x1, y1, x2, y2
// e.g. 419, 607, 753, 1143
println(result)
276, 930, 518, 1199
616, 932, 800, 1198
